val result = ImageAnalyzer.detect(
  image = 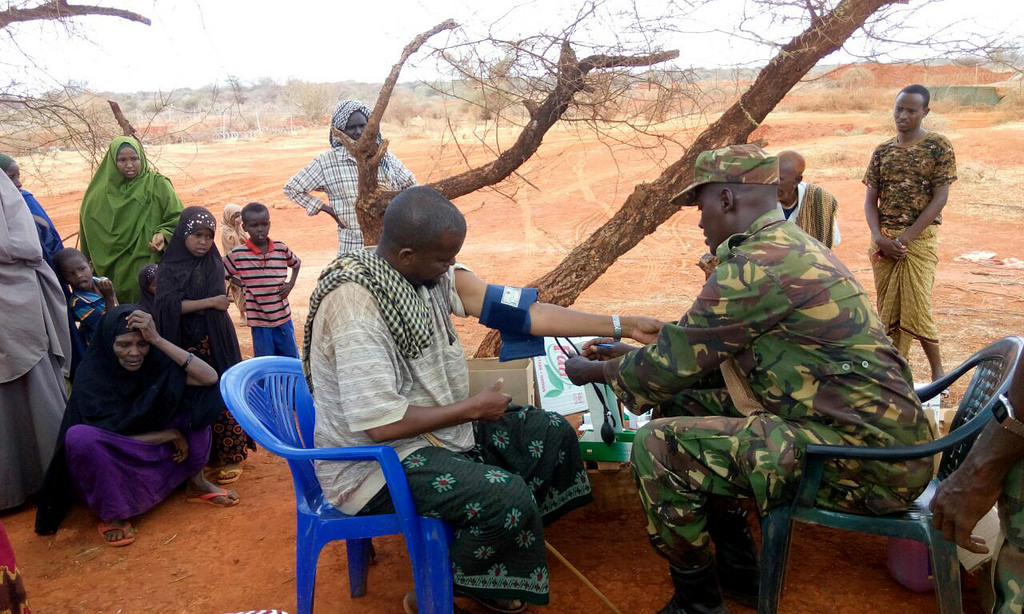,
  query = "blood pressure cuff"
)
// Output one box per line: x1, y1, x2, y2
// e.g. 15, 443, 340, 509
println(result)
479, 284, 545, 361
